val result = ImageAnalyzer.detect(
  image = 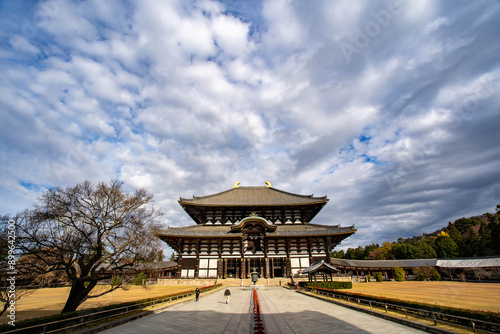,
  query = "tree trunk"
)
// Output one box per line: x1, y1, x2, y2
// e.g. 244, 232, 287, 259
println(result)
61, 279, 96, 314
